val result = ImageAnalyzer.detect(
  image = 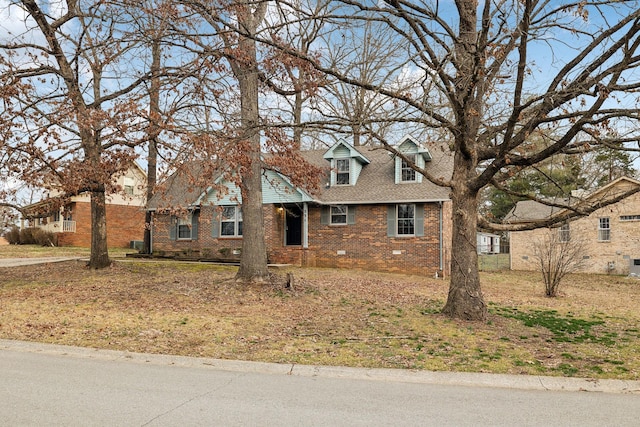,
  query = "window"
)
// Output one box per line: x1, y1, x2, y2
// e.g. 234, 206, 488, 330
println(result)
221, 206, 243, 237
559, 222, 570, 242
397, 204, 415, 235
598, 217, 610, 241
620, 215, 640, 221
336, 158, 350, 185
124, 177, 135, 195
401, 155, 417, 182
177, 213, 193, 239
330, 205, 348, 225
